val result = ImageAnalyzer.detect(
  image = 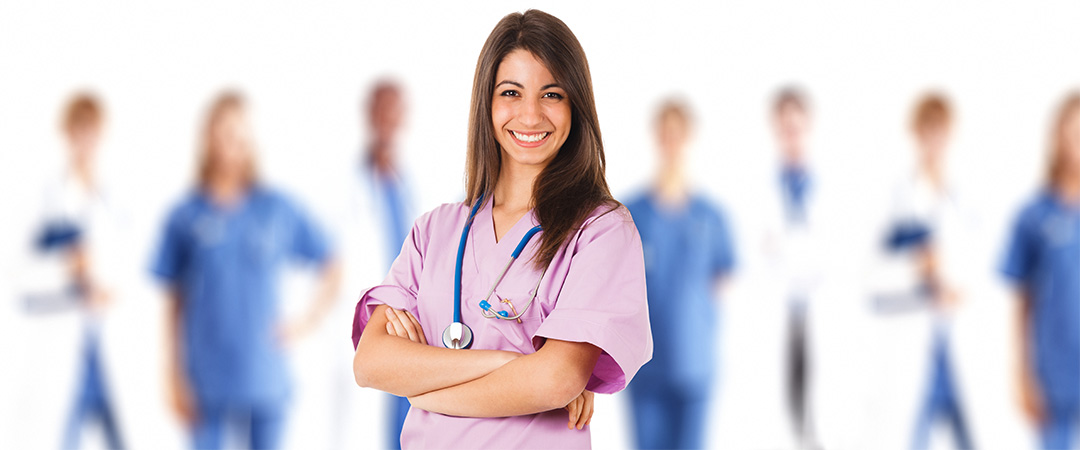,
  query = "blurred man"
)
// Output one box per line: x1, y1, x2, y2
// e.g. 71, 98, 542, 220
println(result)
767, 87, 824, 450
625, 99, 736, 450
339, 80, 415, 450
